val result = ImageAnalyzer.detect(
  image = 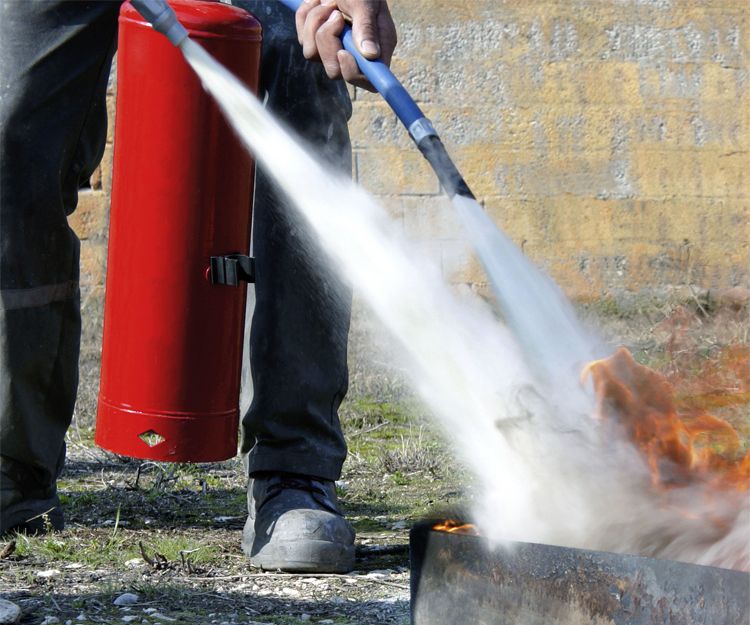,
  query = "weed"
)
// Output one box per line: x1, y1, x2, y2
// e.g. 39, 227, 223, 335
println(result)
379, 427, 444, 478
390, 471, 410, 486
349, 517, 385, 532
138, 533, 218, 566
